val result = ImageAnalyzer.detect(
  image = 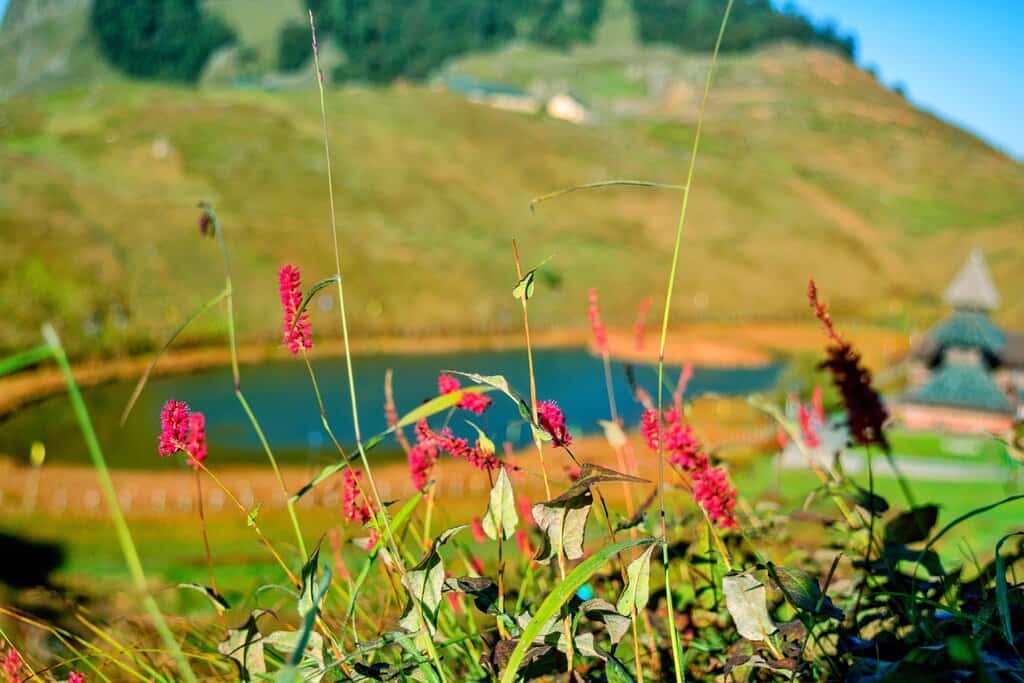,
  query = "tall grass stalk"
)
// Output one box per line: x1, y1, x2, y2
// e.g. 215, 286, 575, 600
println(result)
654, 2, 734, 681
510, 238, 574, 672
41, 324, 197, 683
308, 13, 448, 679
